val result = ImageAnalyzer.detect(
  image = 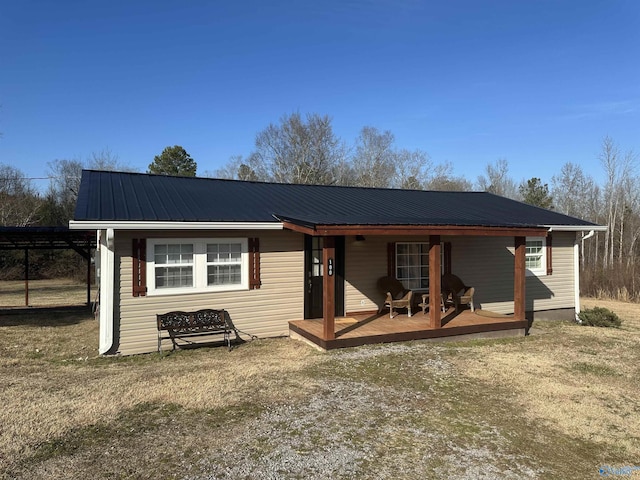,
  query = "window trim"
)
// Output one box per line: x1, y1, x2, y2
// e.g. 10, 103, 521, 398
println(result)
525, 236, 547, 277
147, 238, 249, 296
